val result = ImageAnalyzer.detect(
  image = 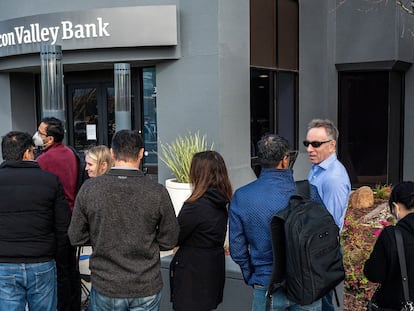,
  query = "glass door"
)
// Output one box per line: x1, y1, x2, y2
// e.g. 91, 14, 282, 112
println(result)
65, 67, 157, 176
67, 83, 114, 152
